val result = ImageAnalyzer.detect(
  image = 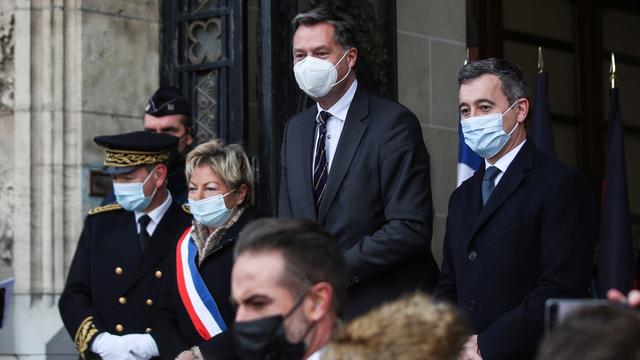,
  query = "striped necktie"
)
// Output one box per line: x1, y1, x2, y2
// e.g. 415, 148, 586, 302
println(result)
313, 111, 331, 209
